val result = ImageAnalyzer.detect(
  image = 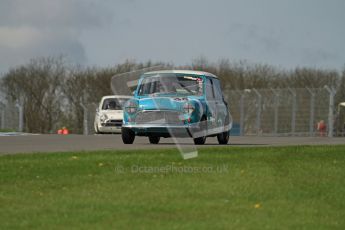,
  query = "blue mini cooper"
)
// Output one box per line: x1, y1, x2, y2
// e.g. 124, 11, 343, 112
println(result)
121, 70, 232, 145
